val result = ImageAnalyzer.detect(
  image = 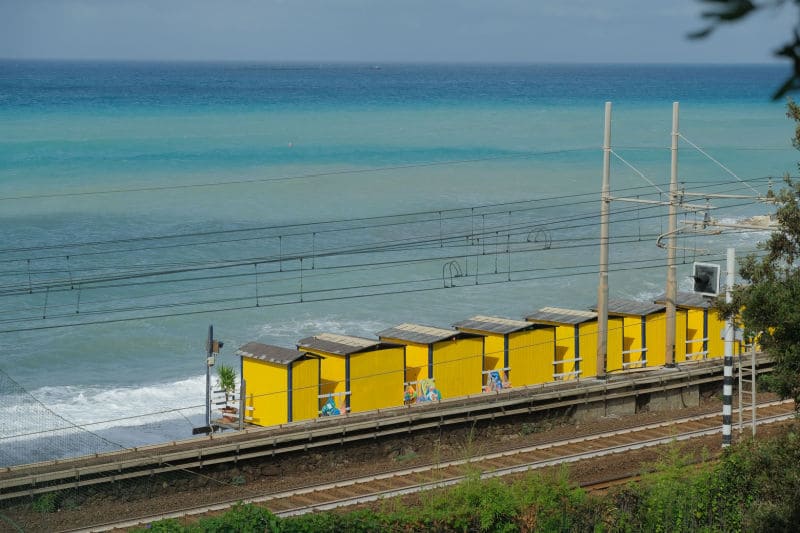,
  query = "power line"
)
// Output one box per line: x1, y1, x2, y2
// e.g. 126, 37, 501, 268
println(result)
0, 247, 762, 334
0, 175, 775, 258
0, 147, 597, 203
0, 193, 762, 297
0, 177, 768, 282
0, 170, 777, 331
